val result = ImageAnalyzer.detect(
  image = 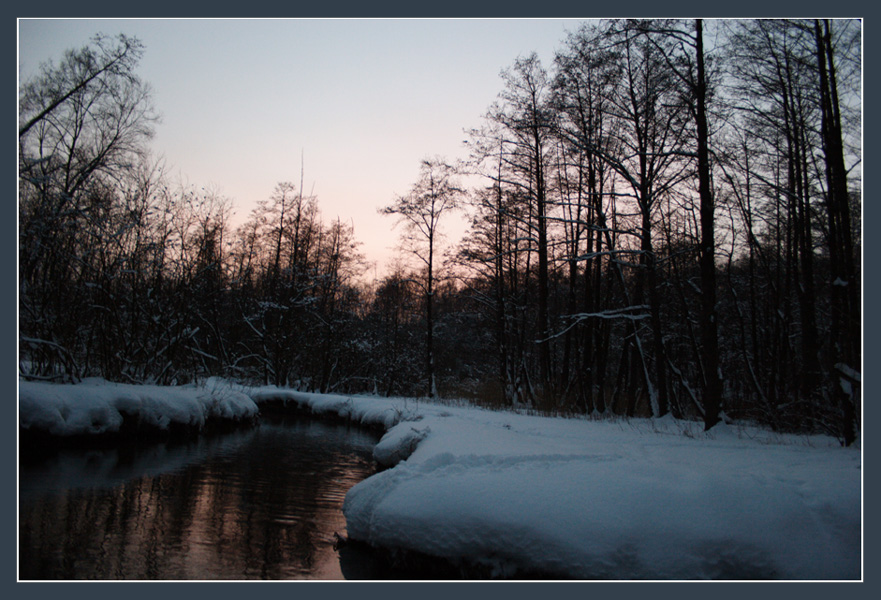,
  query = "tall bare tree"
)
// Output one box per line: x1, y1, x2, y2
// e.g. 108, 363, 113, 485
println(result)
381, 158, 463, 398
486, 53, 557, 401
